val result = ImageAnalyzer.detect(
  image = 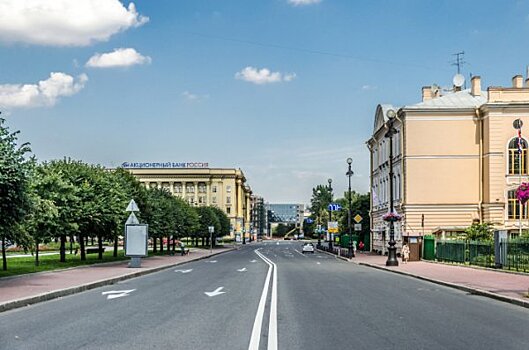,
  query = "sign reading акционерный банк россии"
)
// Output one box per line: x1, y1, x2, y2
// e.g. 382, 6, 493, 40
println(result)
121, 162, 209, 169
